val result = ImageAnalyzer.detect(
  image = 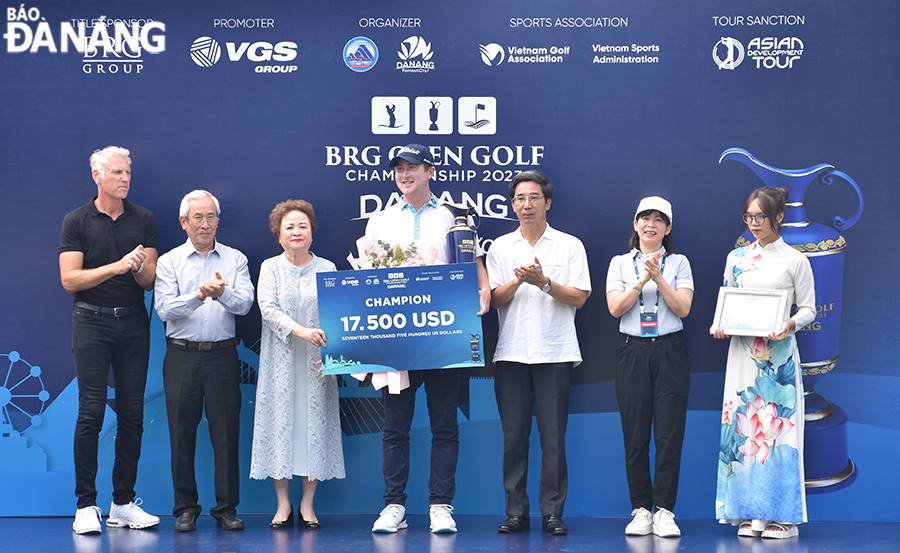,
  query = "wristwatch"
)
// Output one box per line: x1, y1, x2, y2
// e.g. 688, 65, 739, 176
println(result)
541, 279, 552, 293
